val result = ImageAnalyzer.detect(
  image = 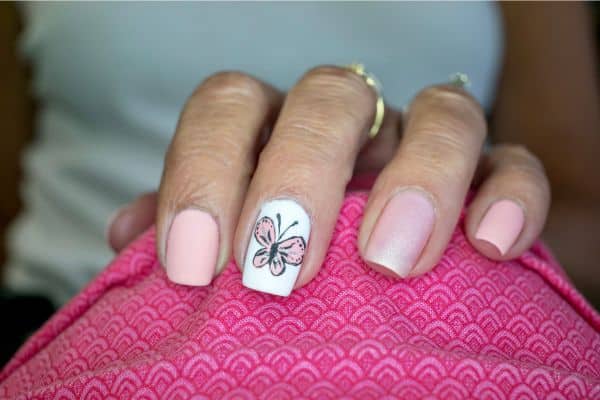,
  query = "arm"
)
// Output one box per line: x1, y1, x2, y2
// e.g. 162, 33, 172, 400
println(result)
497, 2, 600, 302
